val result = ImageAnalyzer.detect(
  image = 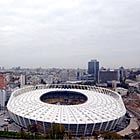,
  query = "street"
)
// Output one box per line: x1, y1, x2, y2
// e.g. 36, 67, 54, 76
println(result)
0, 110, 21, 132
